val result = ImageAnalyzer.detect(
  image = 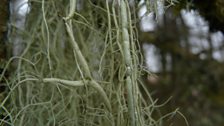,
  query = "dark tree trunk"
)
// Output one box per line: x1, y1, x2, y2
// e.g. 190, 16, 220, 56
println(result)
0, 0, 9, 95
0, 0, 9, 60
